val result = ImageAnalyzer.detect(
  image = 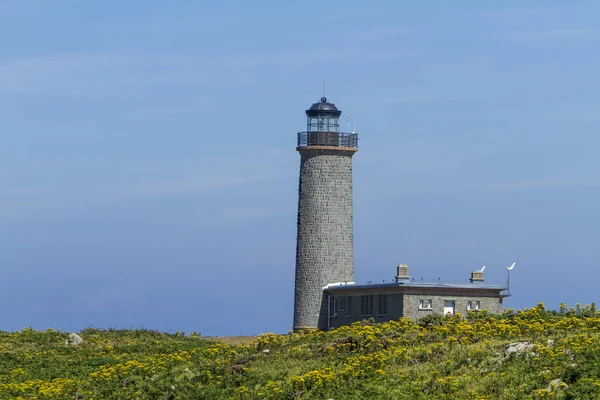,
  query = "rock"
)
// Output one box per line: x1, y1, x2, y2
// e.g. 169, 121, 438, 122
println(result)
547, 379, 568, 391
65, 333, 84, 346
504, 342, 534, 357
262, 349, 270, 354
547, 339, 555, 346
